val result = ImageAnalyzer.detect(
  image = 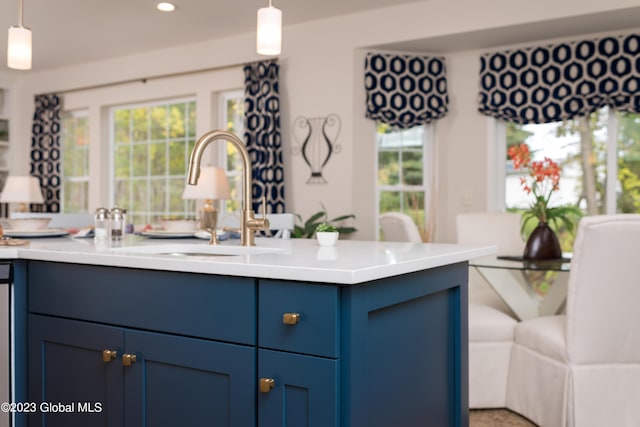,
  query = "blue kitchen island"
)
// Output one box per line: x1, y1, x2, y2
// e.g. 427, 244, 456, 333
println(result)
6, 237, 492, 427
